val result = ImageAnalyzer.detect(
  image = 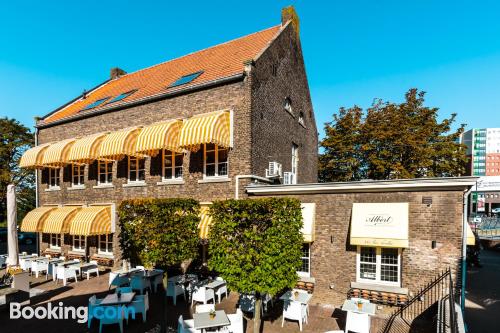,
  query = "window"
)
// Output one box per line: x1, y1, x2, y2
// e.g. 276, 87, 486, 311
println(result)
98, 160, 113, 185
107, 90, 137, 104
72, 164, 85, 187
298, 112, 305, 126
163, 149, 183, 180
98, 234, 113, 255
297, 244, 311, 277
357, 246, 401, 286
291, 143, 298, 184
72, 235, 86, 252
48, 168, 60, 189
82, 97, 110, 111
284, 97, 293, 114
204, 143, 228, 178
49, 234, 61, 249
128, 156, 145, 183
169, 71, 203, 88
